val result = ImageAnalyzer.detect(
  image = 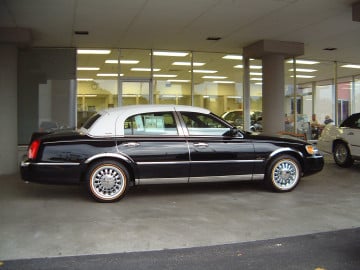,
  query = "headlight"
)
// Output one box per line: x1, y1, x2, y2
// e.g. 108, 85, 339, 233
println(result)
305, 145, 319, 155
